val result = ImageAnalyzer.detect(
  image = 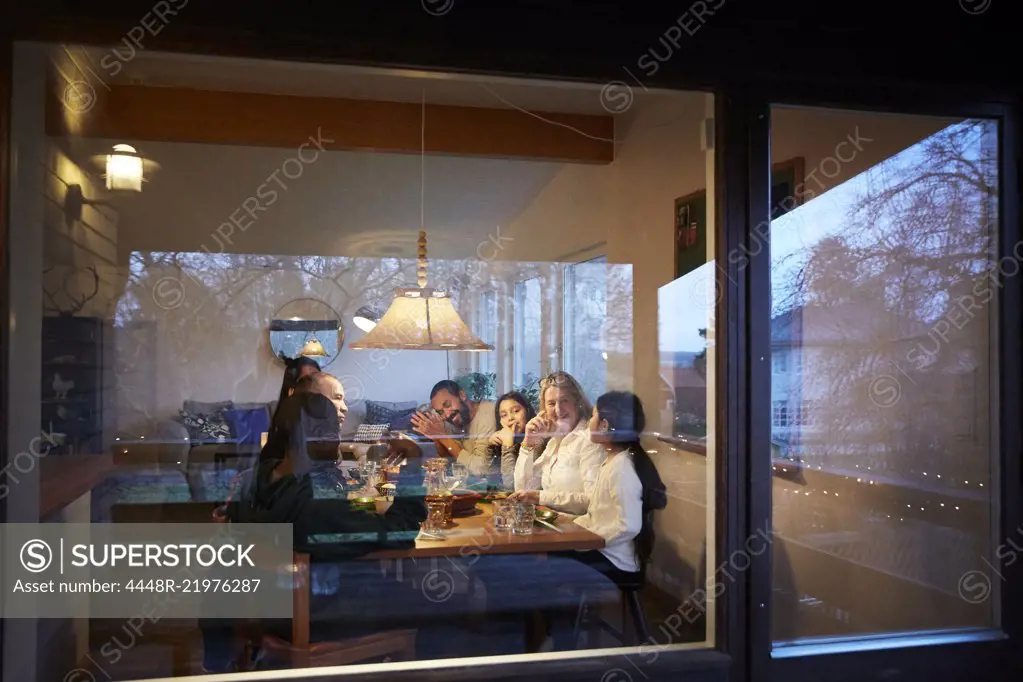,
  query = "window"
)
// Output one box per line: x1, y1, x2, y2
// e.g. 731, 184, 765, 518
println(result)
513, 277, 542, 388
772, 351, 789, 373
476, 289, 497, 375
770, 108, 999, 644
563, 255, 608, 402
5, 43, 717, 680
772, 400, 790, 427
